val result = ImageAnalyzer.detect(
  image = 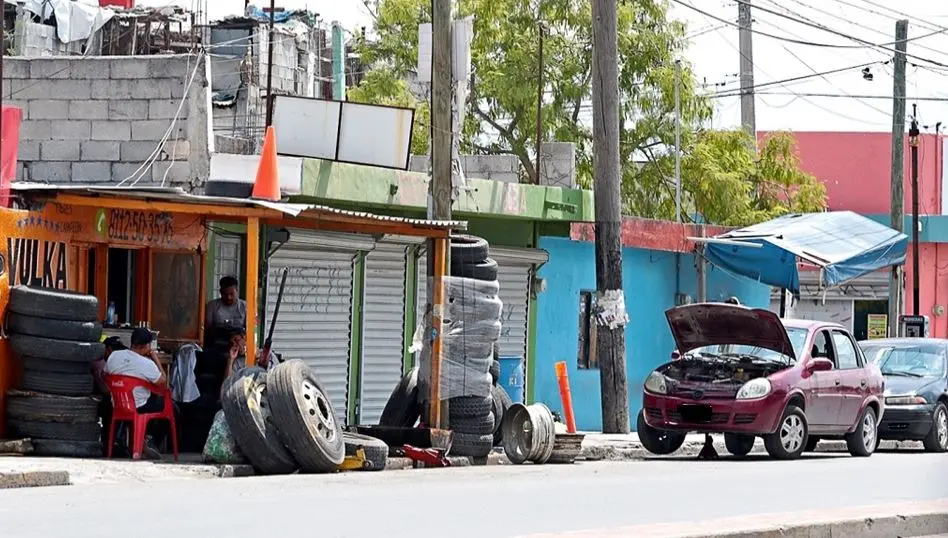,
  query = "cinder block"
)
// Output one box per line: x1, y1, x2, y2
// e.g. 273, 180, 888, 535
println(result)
90, 120, 131, 141
148, 99, 187, 120
72, 161, 112, 183
130, 78, 171, 99
151, 161, 191, 186
68, 100, 110, 120
28, 161, 71, 183
120, 141, 160, 161
91, 79, 133, 100
408, 155, 429, 172
110, 59, 150, 79
50, 120, 92, 140
490, 172, 520, 184
17, 162, 27, 182
68, 58, 112, 80
146, 56, 189, 78
80, 141, 121, 161
111, 162, 151, 184
28, 100, 70, 120
43, 80, 92, 100
4, 79, 49, 100
161, 139, 191, 160
40, 140, 80, 161
3, 59, 30, 79
28, 59, 72, 80
132, 119, 182, 141
108, 100, 149, 120
17, 140, 40, 161
3, 100, 29, 118
19, 120, 52, 141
